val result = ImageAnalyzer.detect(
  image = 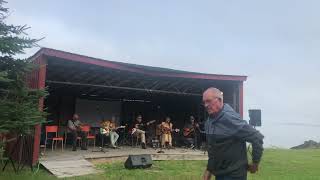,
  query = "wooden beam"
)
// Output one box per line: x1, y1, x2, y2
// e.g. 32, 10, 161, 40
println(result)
32, 55, 47, 165
46, 80, 202, 96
